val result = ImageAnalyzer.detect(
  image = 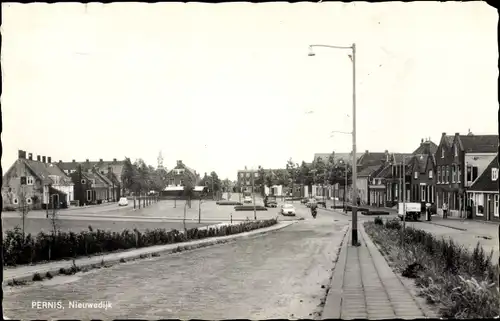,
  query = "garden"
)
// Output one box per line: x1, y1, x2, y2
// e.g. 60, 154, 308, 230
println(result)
365, 217, 499, 319
3, 219, 278, 267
